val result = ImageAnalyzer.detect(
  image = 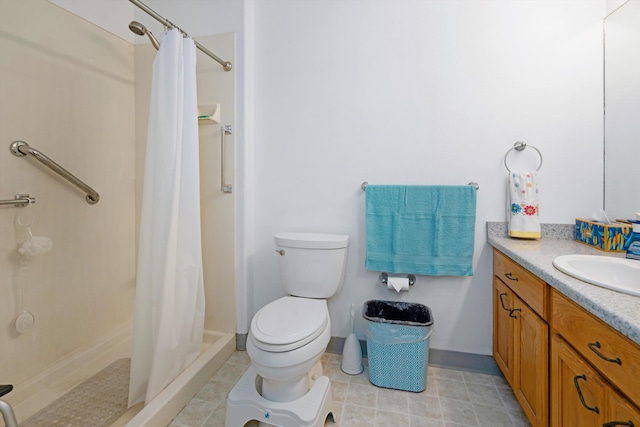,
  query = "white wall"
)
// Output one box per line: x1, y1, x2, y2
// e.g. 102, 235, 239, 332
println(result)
607, 0, 630, 15
48, 0, 135, 42
249, 0, 605, 354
